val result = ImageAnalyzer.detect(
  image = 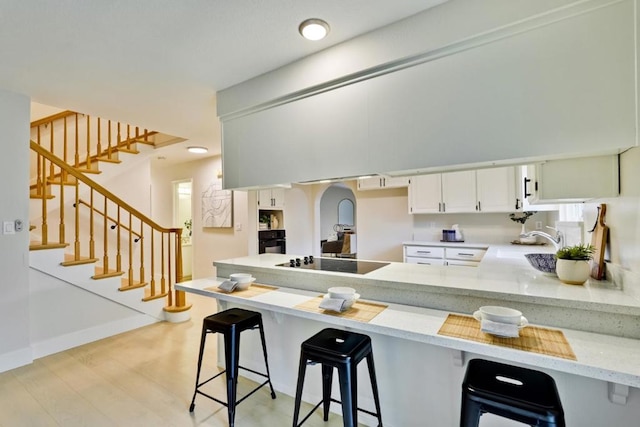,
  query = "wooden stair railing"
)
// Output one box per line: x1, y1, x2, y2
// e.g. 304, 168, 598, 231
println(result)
30, 141, 190, 313
30, 111, 158, 196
